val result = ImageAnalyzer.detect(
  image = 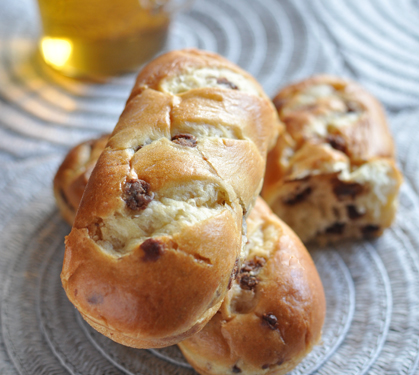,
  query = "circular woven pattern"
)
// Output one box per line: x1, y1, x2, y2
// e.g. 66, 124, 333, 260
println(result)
1, 0, 419, 374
